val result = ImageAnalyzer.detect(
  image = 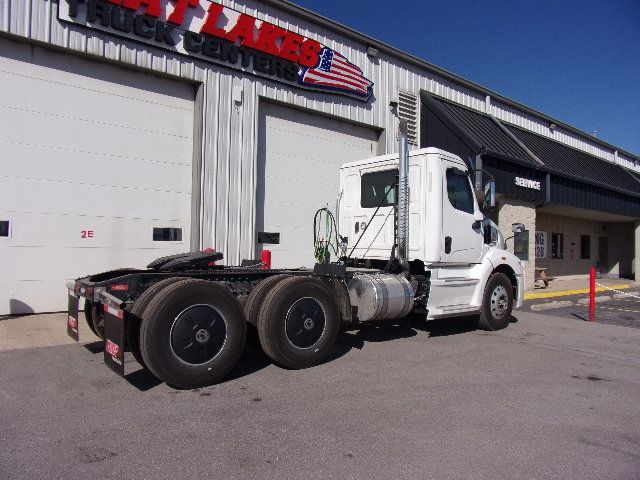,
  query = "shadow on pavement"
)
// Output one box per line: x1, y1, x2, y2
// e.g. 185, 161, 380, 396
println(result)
83, 341, 104, 354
